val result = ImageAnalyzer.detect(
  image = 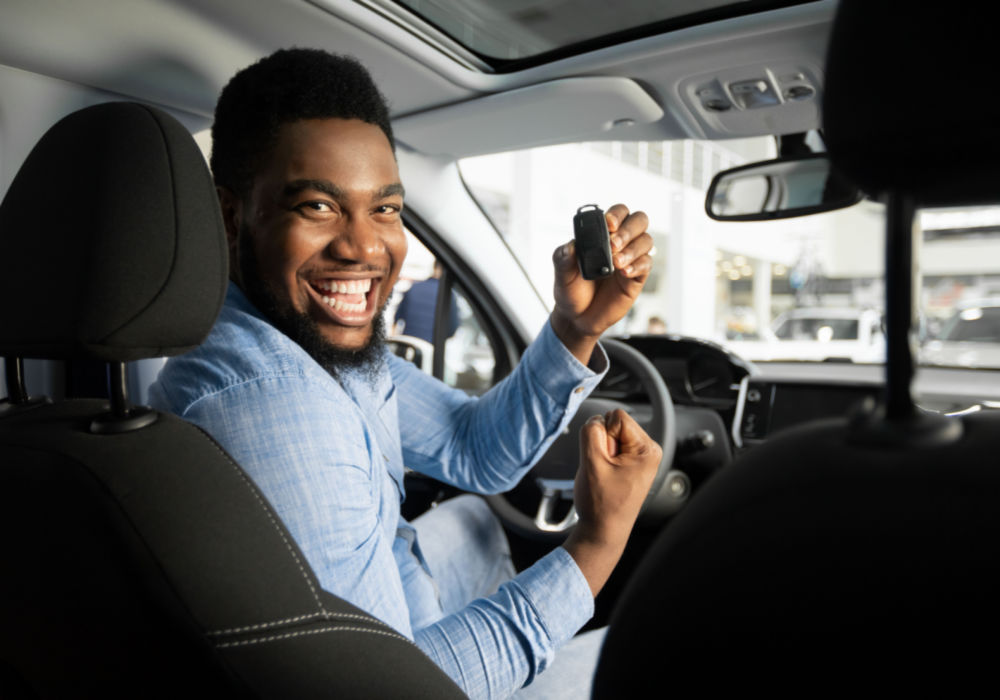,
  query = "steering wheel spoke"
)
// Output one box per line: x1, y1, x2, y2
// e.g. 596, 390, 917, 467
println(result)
533, 478, 579, 532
